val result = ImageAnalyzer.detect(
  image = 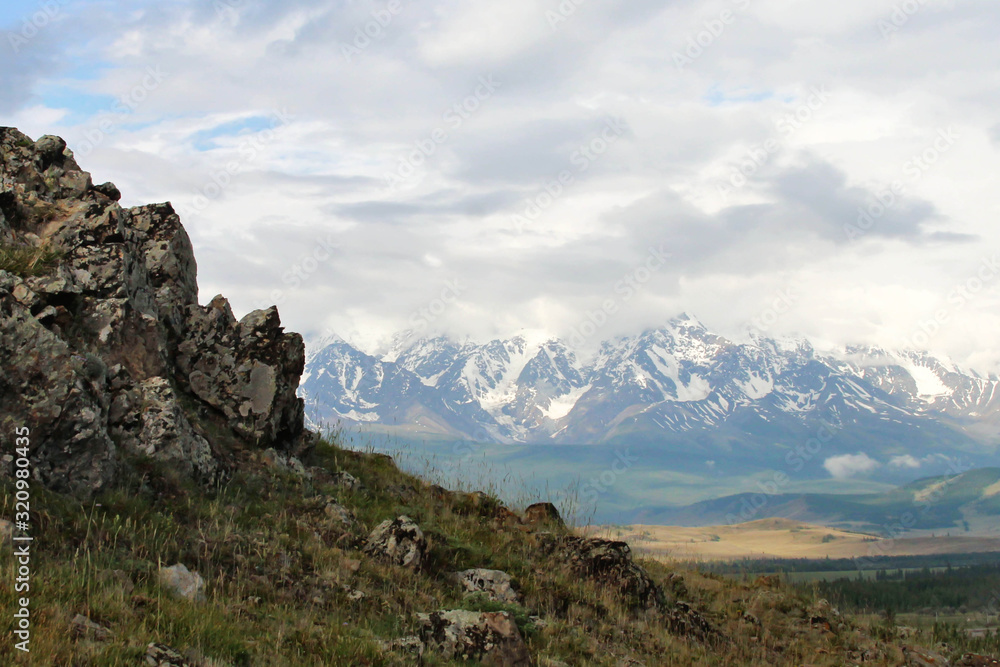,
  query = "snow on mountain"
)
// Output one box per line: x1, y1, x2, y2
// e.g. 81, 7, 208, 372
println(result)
299, 316, 1000, 449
